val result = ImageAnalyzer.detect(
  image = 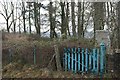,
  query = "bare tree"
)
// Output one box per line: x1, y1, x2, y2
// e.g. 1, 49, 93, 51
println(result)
71, 2, 76, 37
22, 2, 26, 33
0, 1, 13, 32
49, 2, 54, 38
27, 2, 32, 34
93, 2, 105, 45
66, 2, 70, 36
78, 2, 81, 38
60, 2, 67, 38
117, 1, 120, 49
93, 2, 105, 30
34, 2, 41, 35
